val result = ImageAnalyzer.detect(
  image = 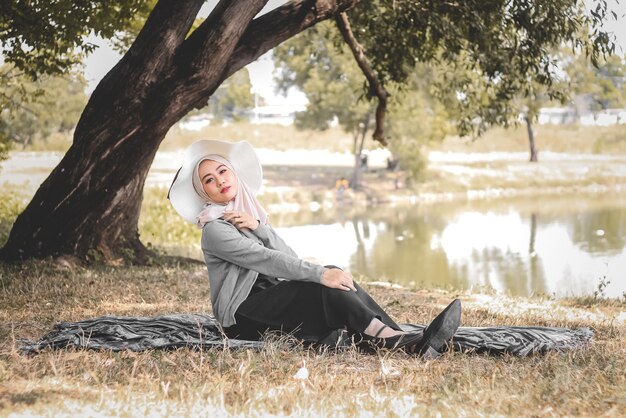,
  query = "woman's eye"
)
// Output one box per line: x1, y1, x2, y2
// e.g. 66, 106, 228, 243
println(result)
205, 178, 213, 184
219, 169, 227, 174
